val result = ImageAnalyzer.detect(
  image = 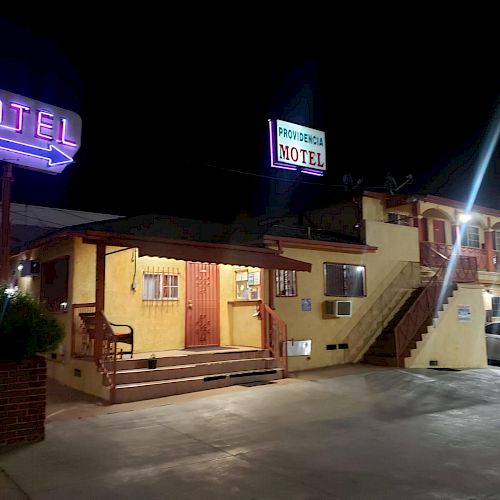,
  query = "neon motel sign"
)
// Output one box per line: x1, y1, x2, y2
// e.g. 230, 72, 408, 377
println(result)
0, 88, 82, 174
269, 119, 326, 176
